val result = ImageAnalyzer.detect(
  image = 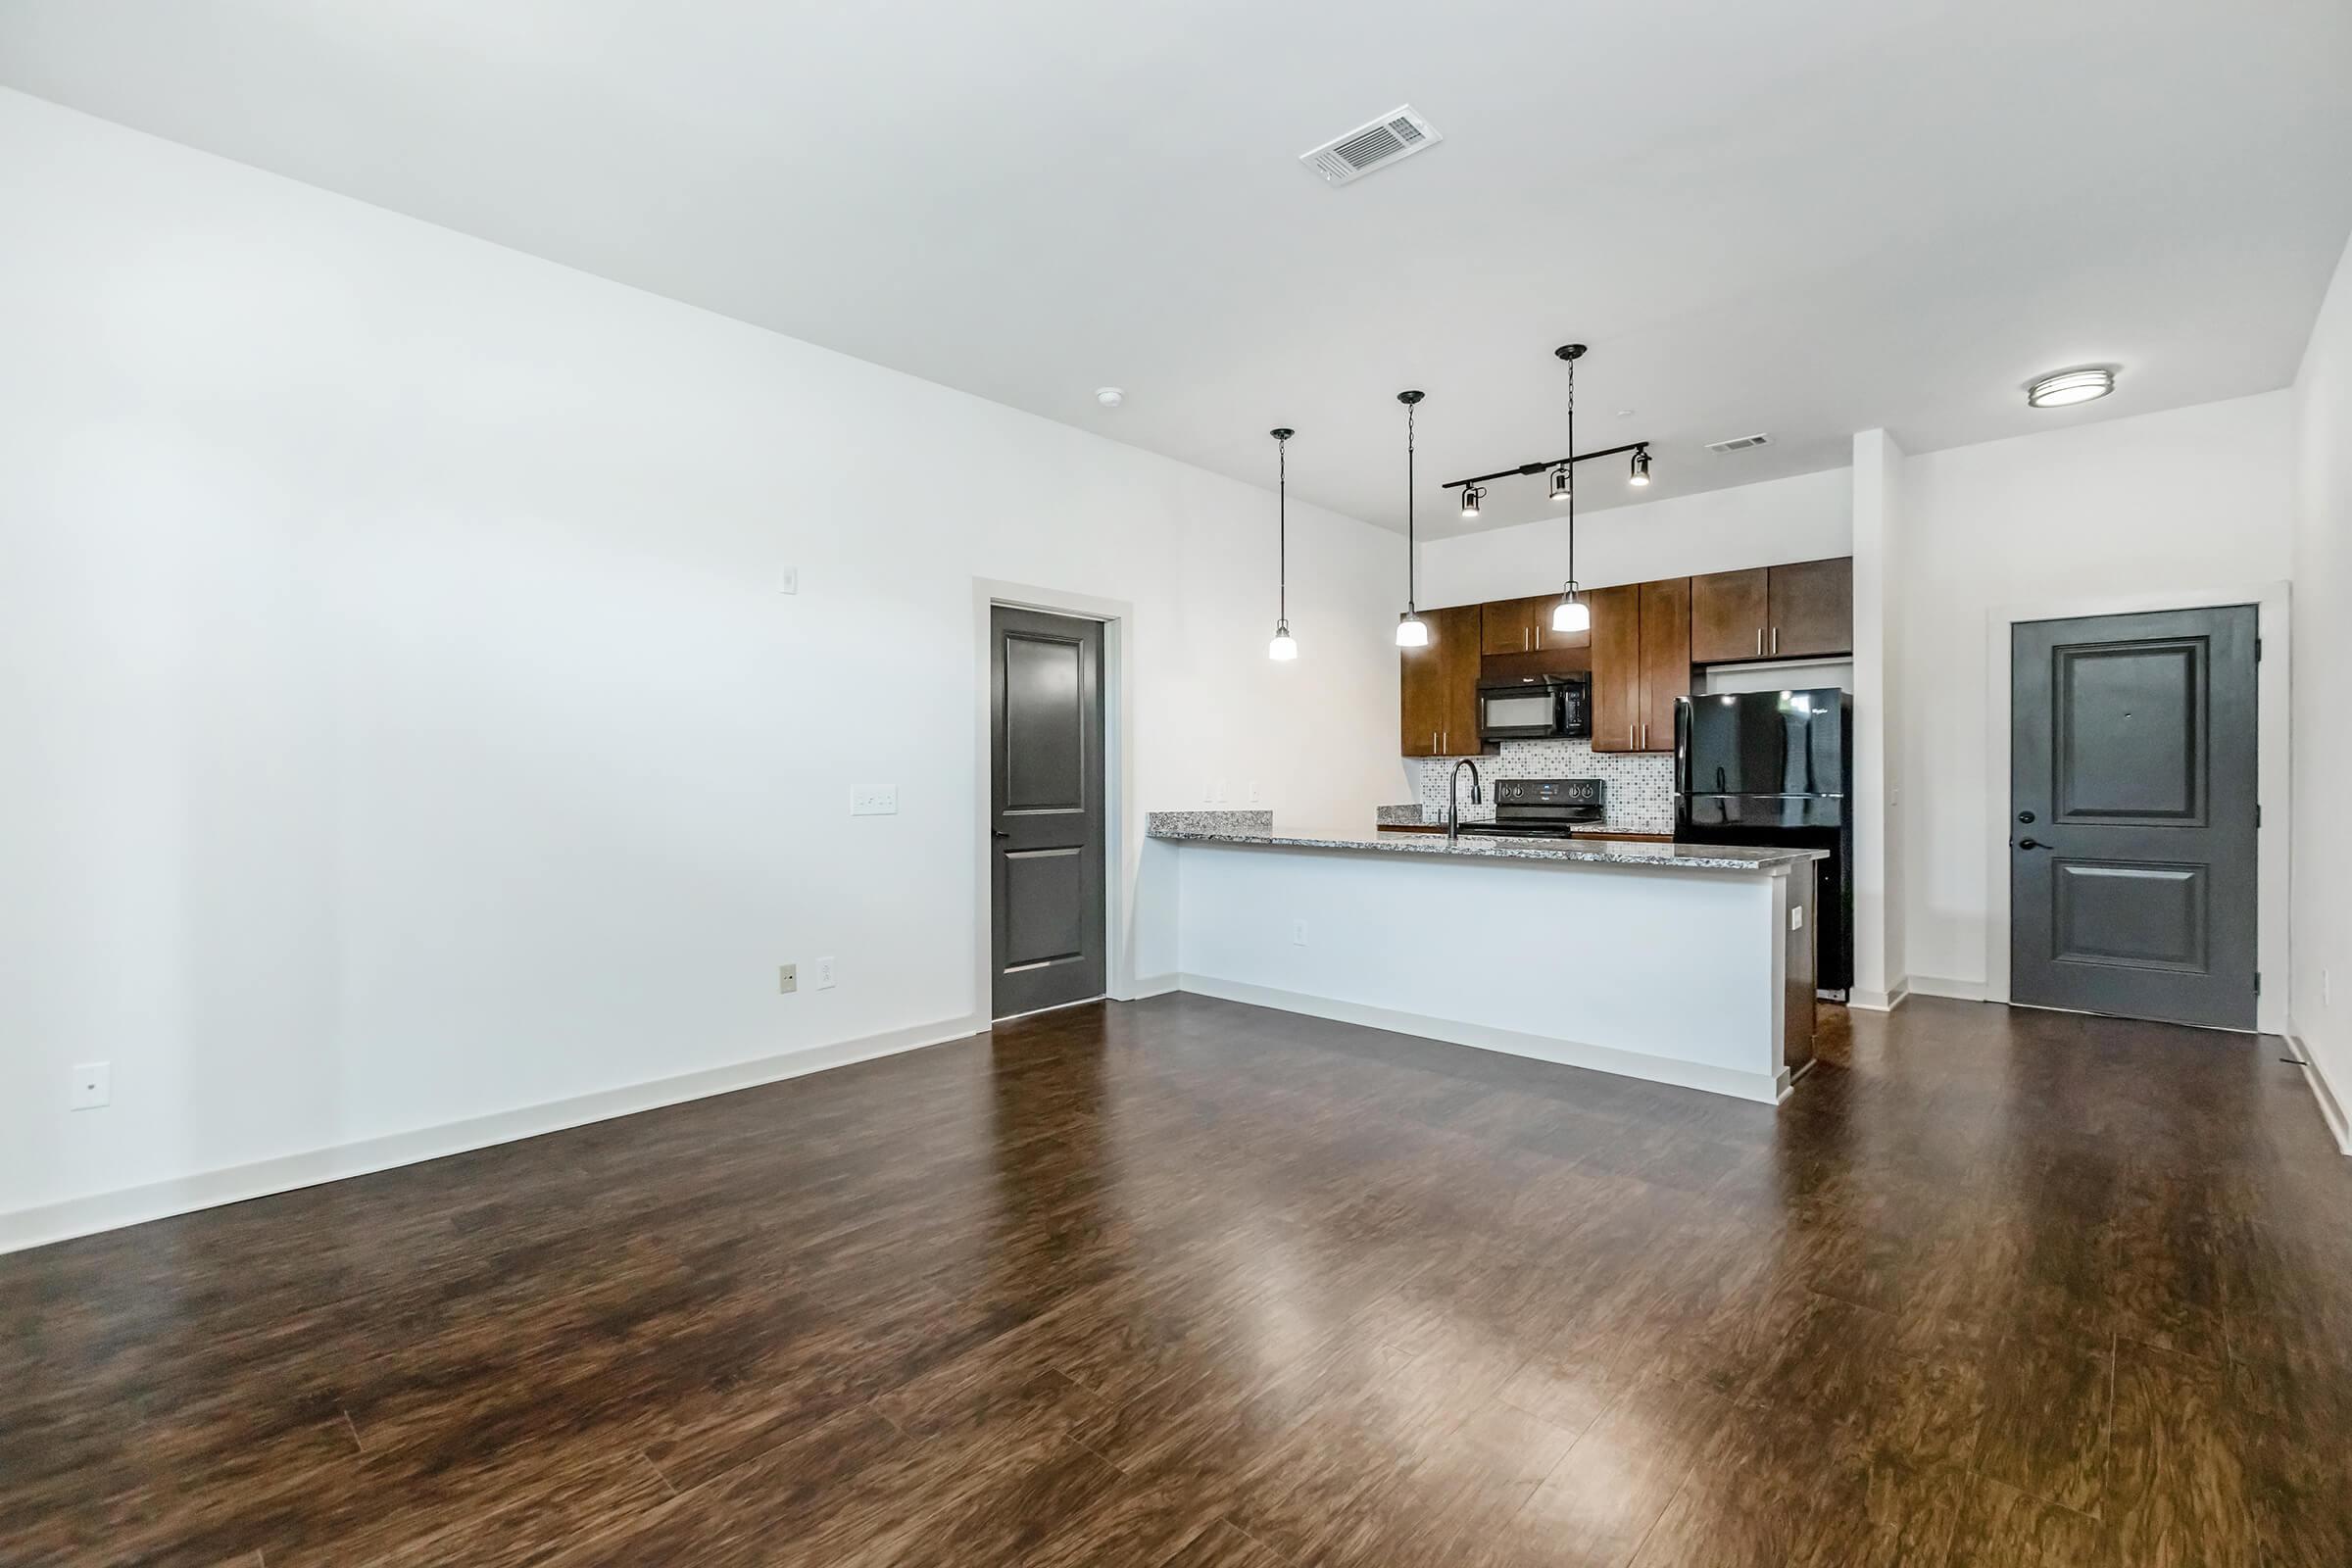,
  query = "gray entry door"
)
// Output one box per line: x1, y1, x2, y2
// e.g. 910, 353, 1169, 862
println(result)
990, 607, 1107, 1019
2010, 606, 2258, 1030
